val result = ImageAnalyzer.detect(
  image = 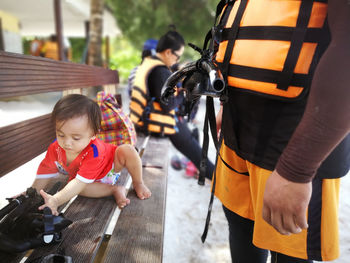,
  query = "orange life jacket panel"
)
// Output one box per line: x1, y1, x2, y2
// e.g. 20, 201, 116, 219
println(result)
129, 57, 176, 135
42, 41, 59, 60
